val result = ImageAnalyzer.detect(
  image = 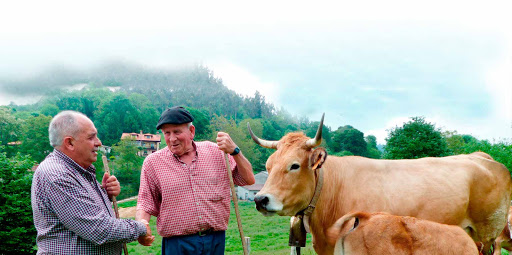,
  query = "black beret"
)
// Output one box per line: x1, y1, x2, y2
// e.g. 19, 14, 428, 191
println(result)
156, 106, 194, 130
